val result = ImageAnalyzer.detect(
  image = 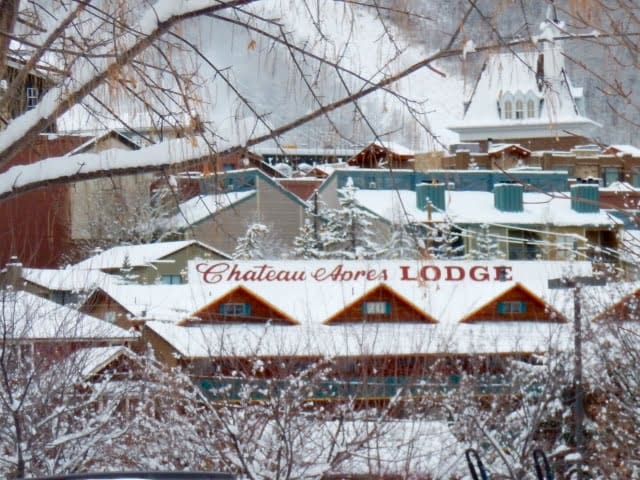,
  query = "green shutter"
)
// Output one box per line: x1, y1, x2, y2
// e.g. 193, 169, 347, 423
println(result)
362, 302, 367, 315
520, 301, 527, 313
244, 303, 252, 315
219, 304, 225, 314
497, 302, 505, 314
385, 301, 391, 314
